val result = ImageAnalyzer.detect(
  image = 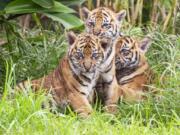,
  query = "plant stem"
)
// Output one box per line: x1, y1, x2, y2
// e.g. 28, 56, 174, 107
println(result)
87, 0, 93, 10
138, 0, 143, 26
151, 0, 158, 27
172, 0, 178, 34
163, 0, 177, 32
96, 0, 100, 8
